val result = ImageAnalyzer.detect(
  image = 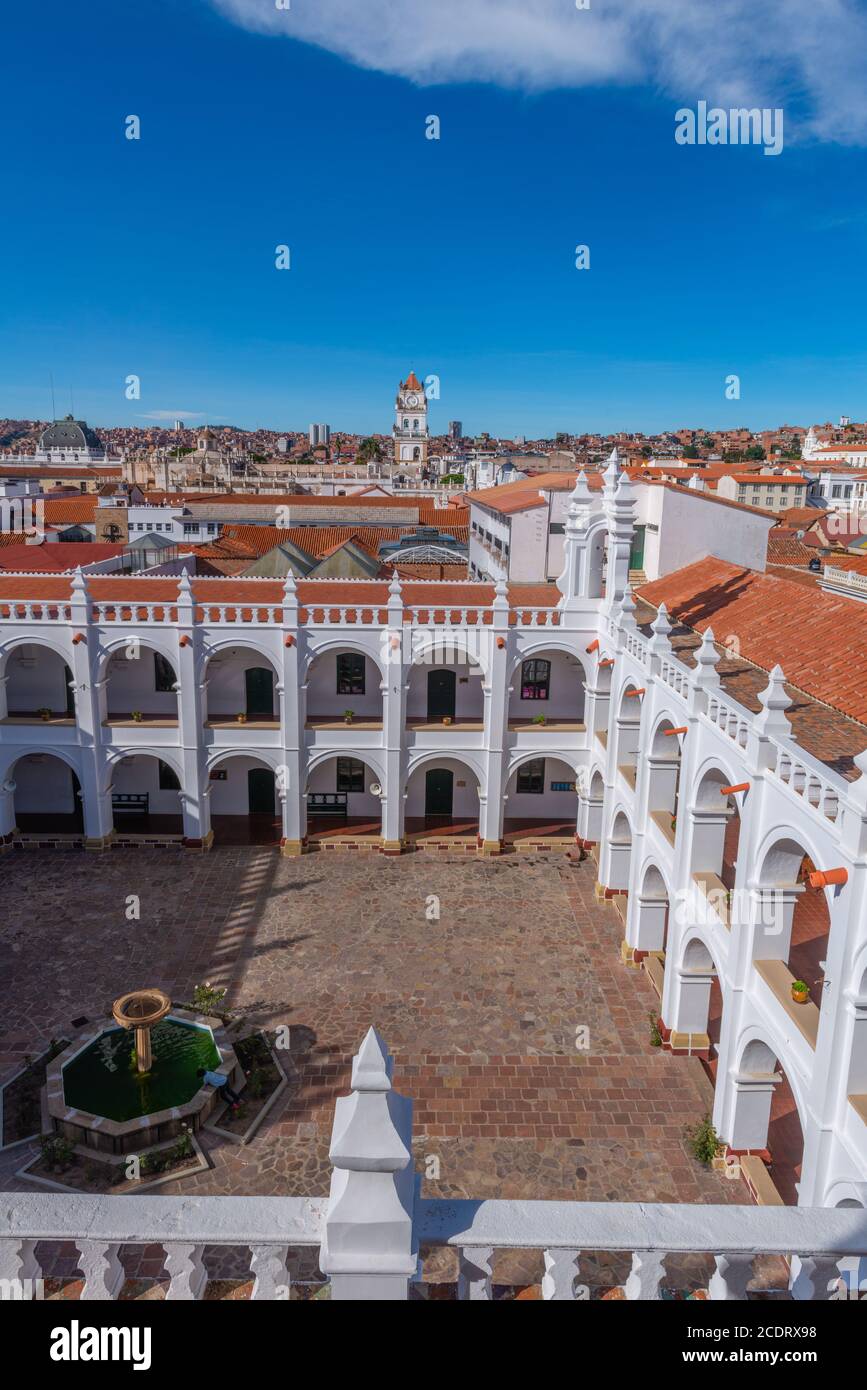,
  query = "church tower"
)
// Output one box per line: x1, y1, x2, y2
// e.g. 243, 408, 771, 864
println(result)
393, 371, 429, 471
